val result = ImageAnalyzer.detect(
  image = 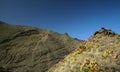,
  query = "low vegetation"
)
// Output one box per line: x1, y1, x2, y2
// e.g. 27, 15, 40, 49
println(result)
48, 28, 120, 72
